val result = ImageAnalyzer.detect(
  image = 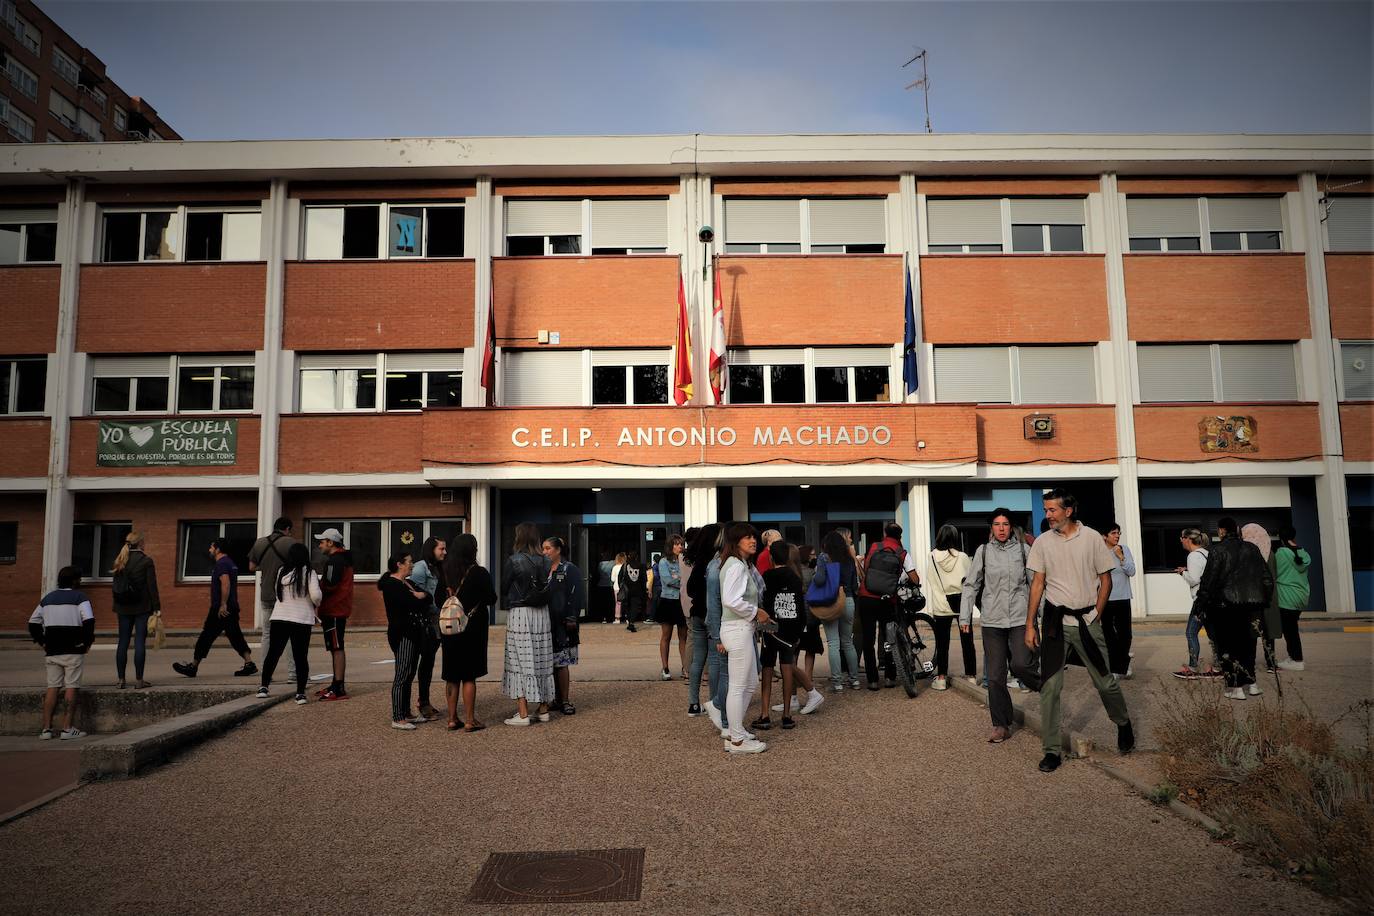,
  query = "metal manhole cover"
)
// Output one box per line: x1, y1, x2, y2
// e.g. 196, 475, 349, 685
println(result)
469, 848, 644, 904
